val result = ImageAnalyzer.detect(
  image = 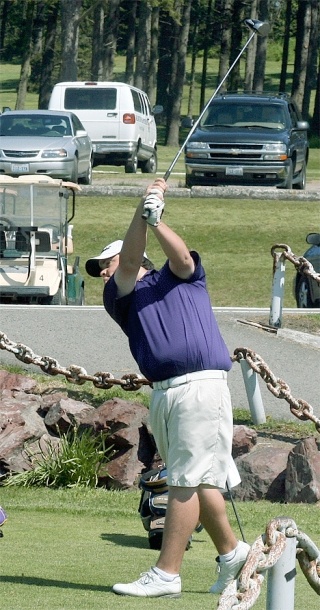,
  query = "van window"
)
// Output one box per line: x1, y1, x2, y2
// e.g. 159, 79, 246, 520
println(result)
131, 90, 143, 114
64, 88, 117, 110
